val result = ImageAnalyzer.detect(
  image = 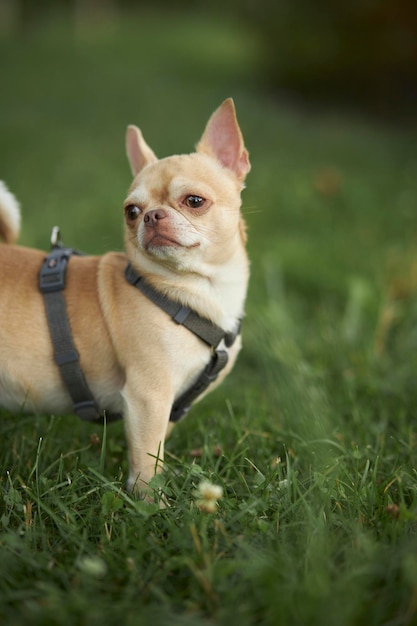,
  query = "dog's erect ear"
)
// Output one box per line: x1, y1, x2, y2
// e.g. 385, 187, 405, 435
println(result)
197, 98, 250, 182
126, 125, 158, 176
